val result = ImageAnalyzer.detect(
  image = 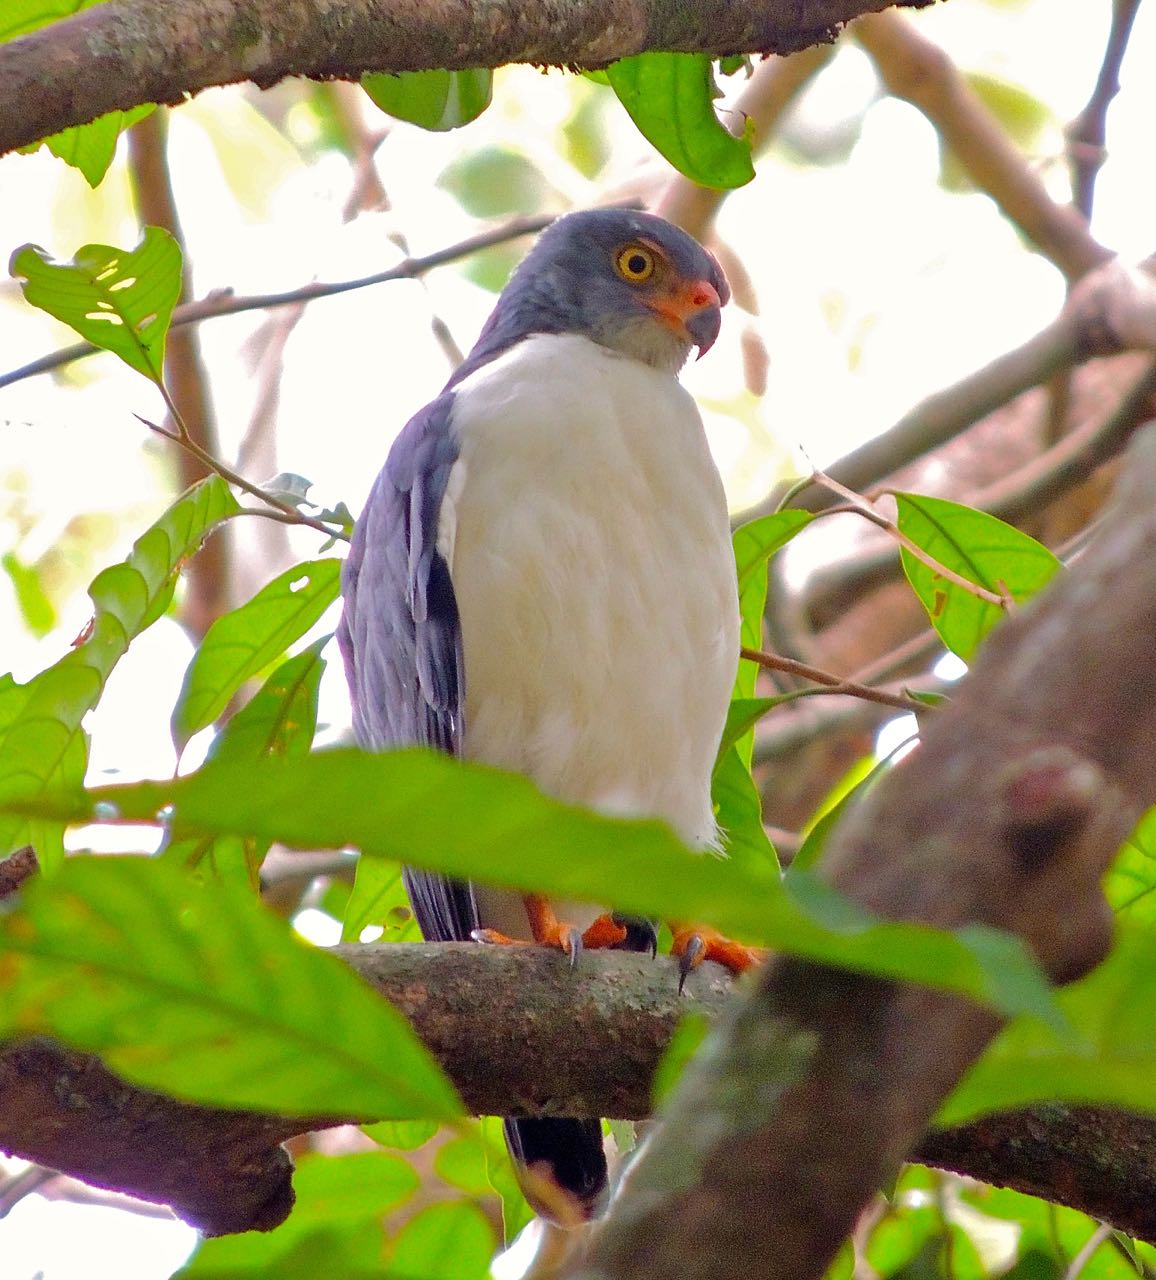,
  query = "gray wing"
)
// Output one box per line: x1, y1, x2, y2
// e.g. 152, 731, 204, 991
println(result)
338, 390, 478, 941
